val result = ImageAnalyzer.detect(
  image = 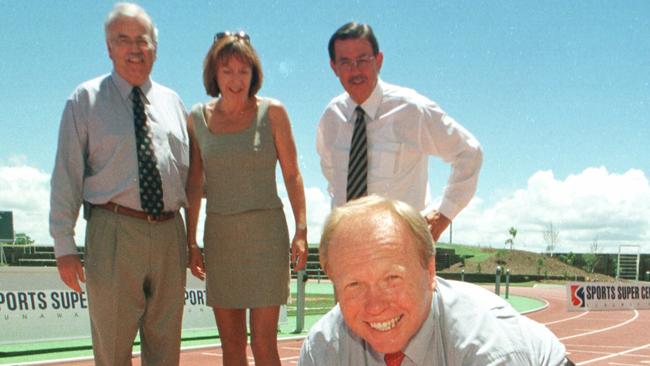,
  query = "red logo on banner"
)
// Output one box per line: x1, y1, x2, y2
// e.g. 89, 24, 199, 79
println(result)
570, 285, 585, 307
